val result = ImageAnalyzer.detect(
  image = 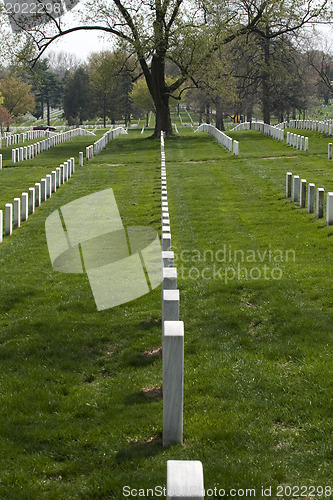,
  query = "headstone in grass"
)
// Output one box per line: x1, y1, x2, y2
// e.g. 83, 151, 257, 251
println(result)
79, 152, 83, 167
292, 175, 299, 203
162, 267, 177, 290
163, 321, 184, 447
167, 460, 204, 500
28, 188, 35, 215
286, 172, 292, 198
0, 154, 2, 169
328, 143, 332, 160
41, 179, 46, 202
56, 168, 61, 188
51, 172, 57, 193
162, 250, 174, 268
316, 188, 324, 219
60, 165, 64, 184
162, 232, 171, 251
162, 289, 179, 335
35, 183, 41, 207
326, 193, 333, 225
46, 175, 52, 199
300, 179, 306, 209
13, 198, 20, 228
5, 203, 12, 236
308, 183, 315, 214
21, 193, 28, 221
